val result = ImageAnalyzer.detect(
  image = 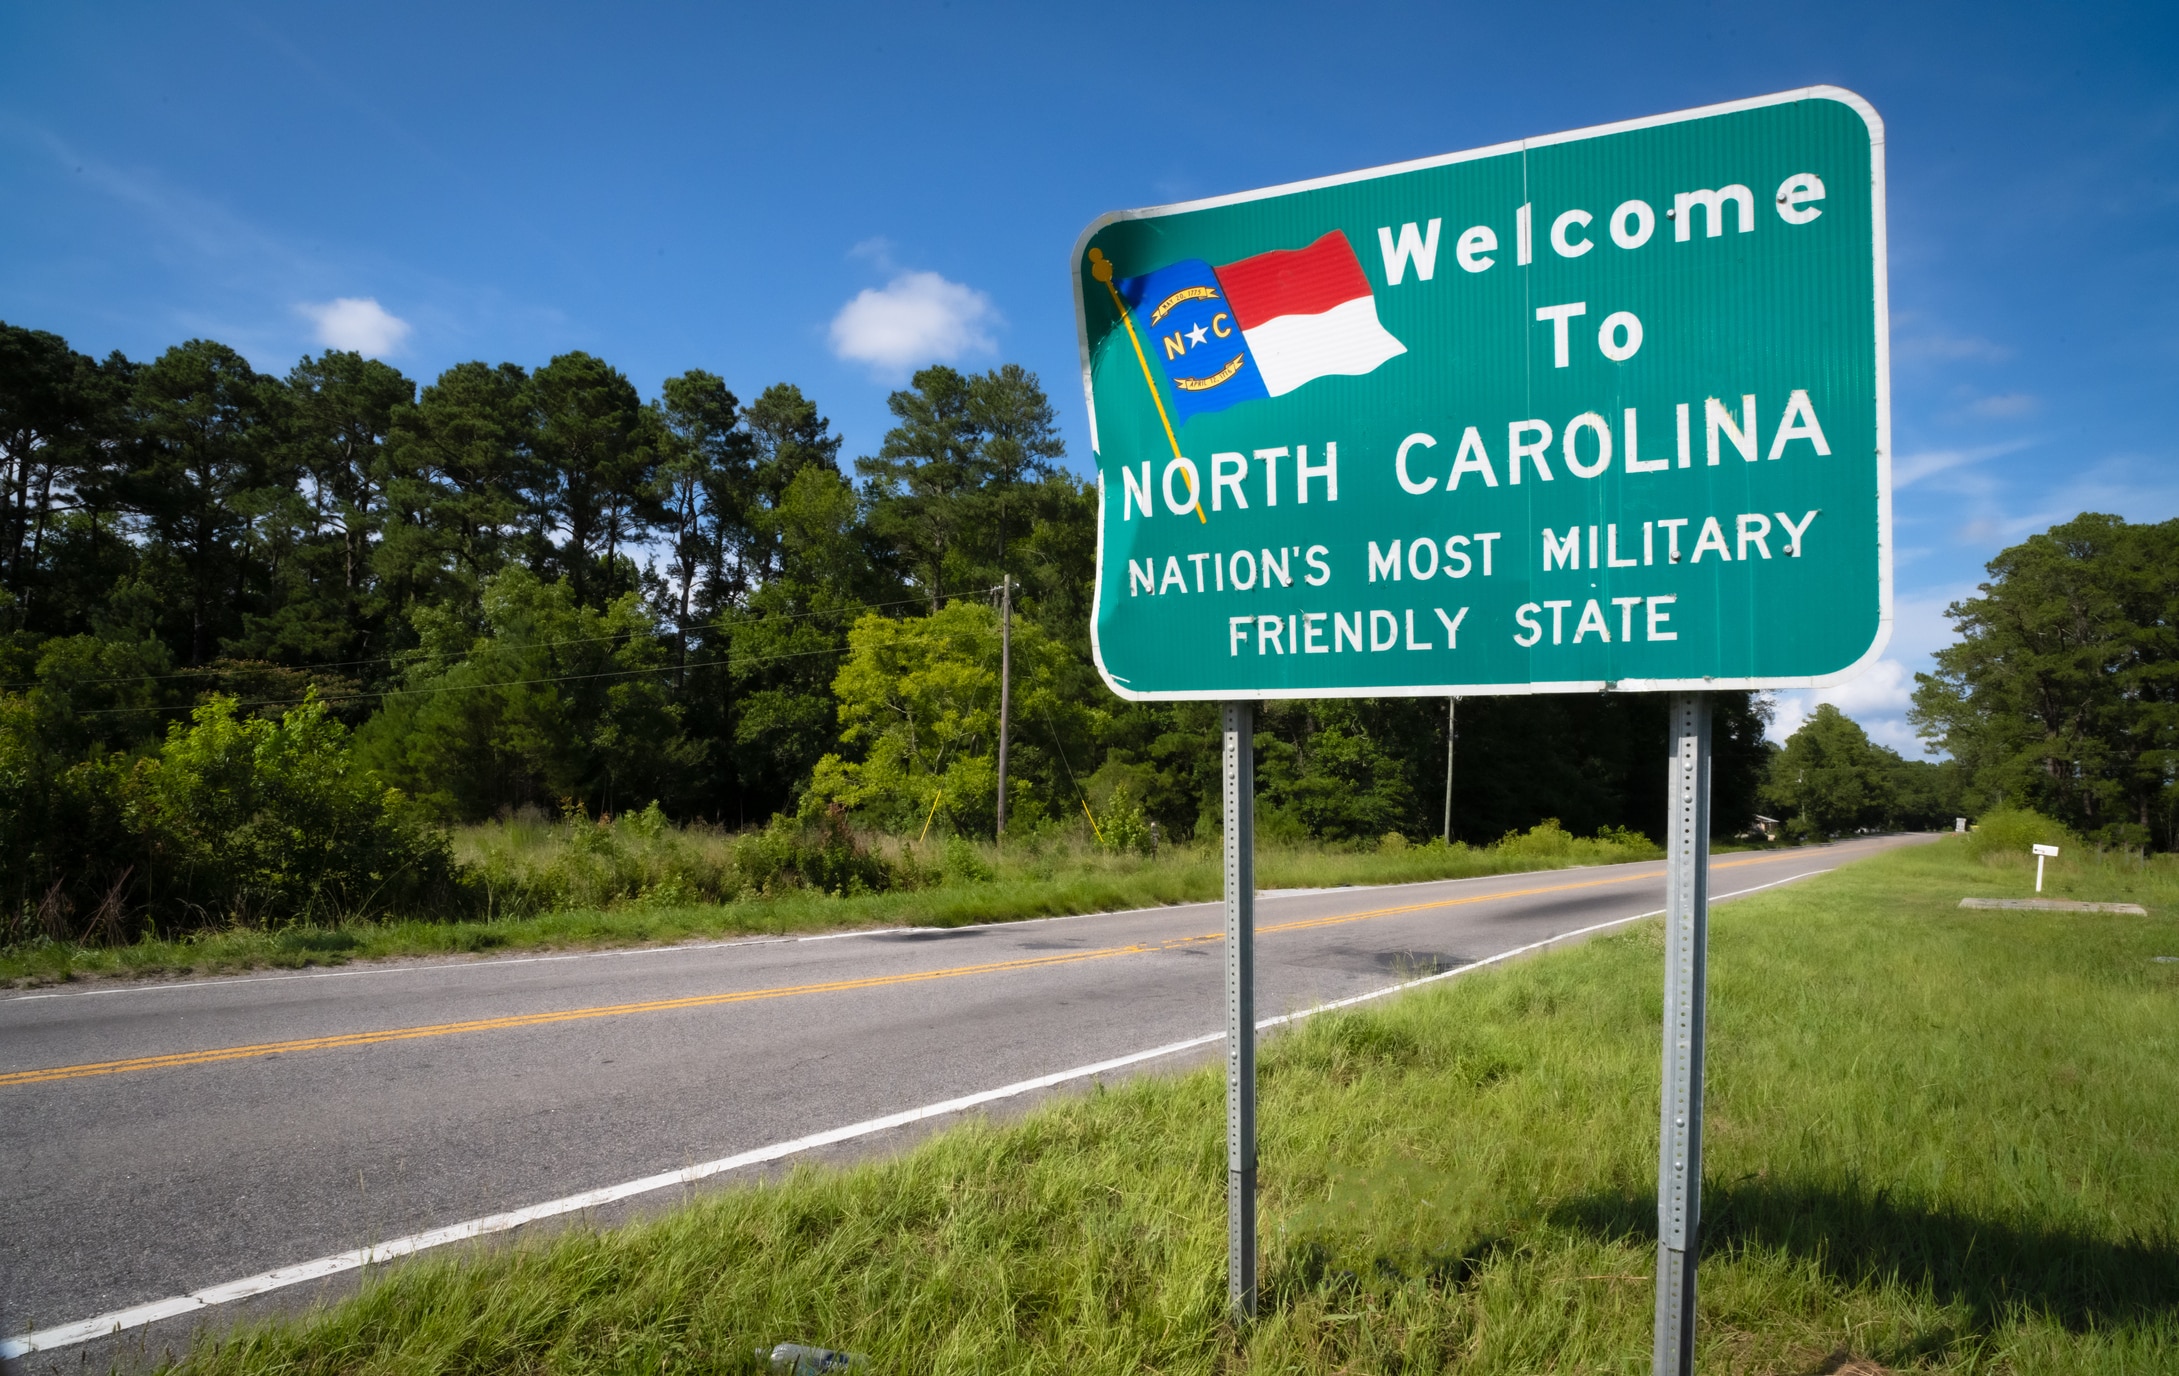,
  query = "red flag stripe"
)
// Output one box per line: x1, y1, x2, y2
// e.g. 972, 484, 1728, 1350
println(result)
1215, 232, 1374, 332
